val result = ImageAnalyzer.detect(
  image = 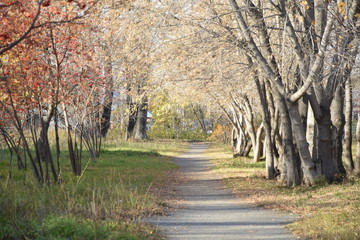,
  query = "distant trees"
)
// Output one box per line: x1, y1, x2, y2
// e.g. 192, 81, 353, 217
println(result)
147, 92, 212, 140
94, 0, 155, 140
